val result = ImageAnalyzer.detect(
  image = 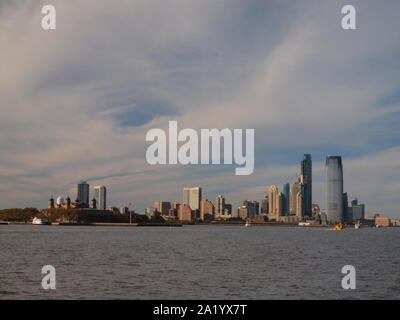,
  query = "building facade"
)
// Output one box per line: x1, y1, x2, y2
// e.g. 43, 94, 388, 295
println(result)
183, 187, 202, 211
268, 185, 278, 214
77, 181, 90, 207
326, 156, 344, 223
94, 186, 107, 210
301, 154, 312, 217
200, 199, 214, 220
